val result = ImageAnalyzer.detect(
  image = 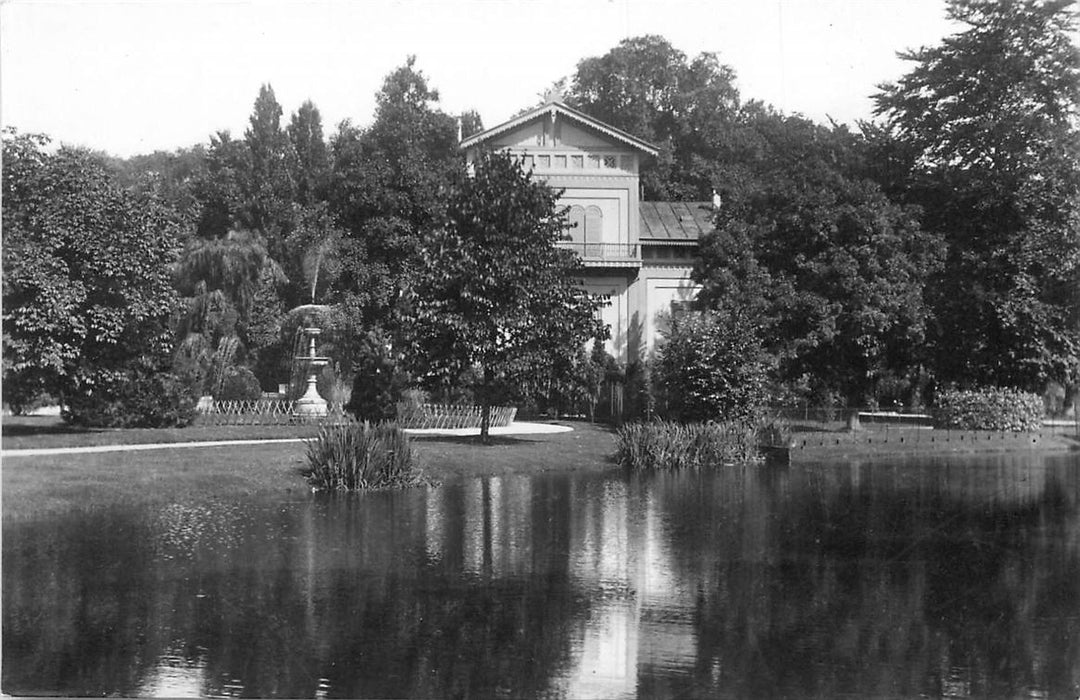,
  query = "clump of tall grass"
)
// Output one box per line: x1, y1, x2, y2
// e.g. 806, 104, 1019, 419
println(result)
304, 422, 426, 490
615, 420, 760, 471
